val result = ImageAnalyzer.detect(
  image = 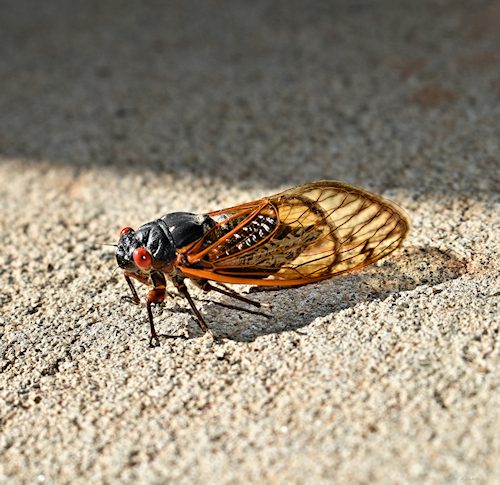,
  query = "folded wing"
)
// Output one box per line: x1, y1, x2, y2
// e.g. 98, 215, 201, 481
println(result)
179, 181, 410, 286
